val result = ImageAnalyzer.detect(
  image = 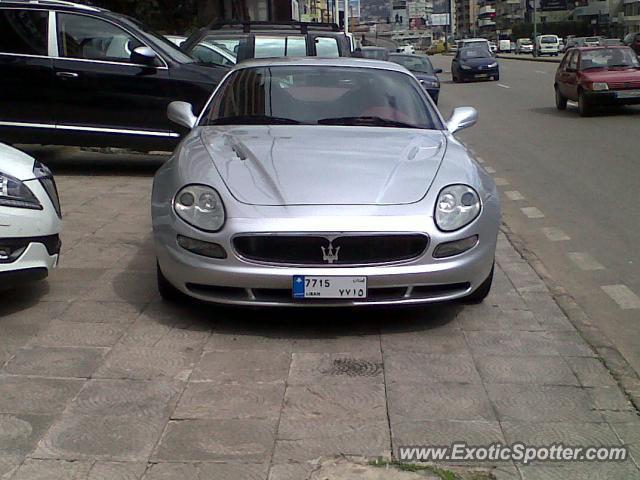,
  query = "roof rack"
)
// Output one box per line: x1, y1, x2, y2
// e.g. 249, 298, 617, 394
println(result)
0, 0, 101, 11
205, 20, 341, 34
